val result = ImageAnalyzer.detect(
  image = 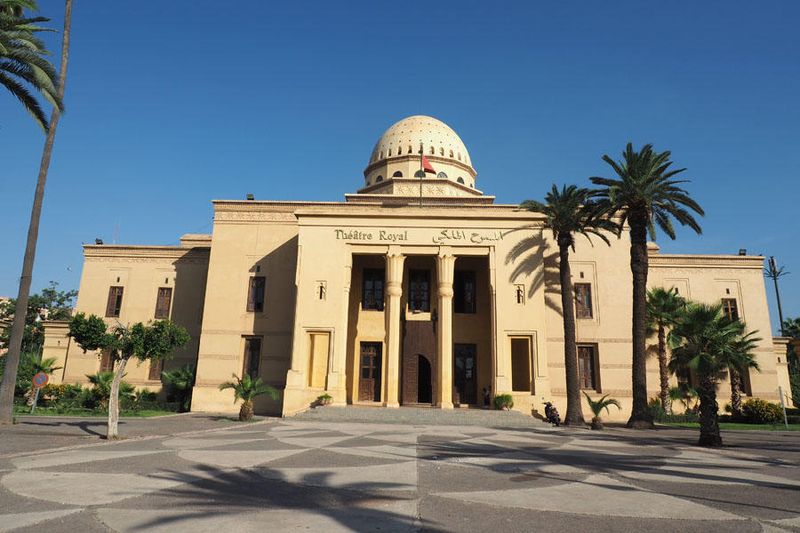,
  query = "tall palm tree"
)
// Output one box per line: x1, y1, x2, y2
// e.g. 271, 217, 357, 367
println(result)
0, 0, 62, 131
727, 329, 761, 418
646, 287, 685, 412
668, 302, 760, 447
521, 184, 618, 426
0, 0, 72, 425
219, 374, 278, 421
591, 143, 704, 429
161, 364, 196, 412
